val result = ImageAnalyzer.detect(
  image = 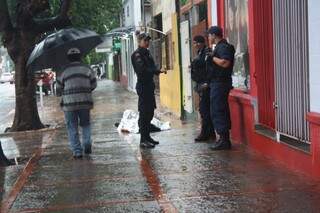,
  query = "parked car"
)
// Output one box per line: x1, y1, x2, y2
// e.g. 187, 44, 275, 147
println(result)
0, 72, 14, 84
